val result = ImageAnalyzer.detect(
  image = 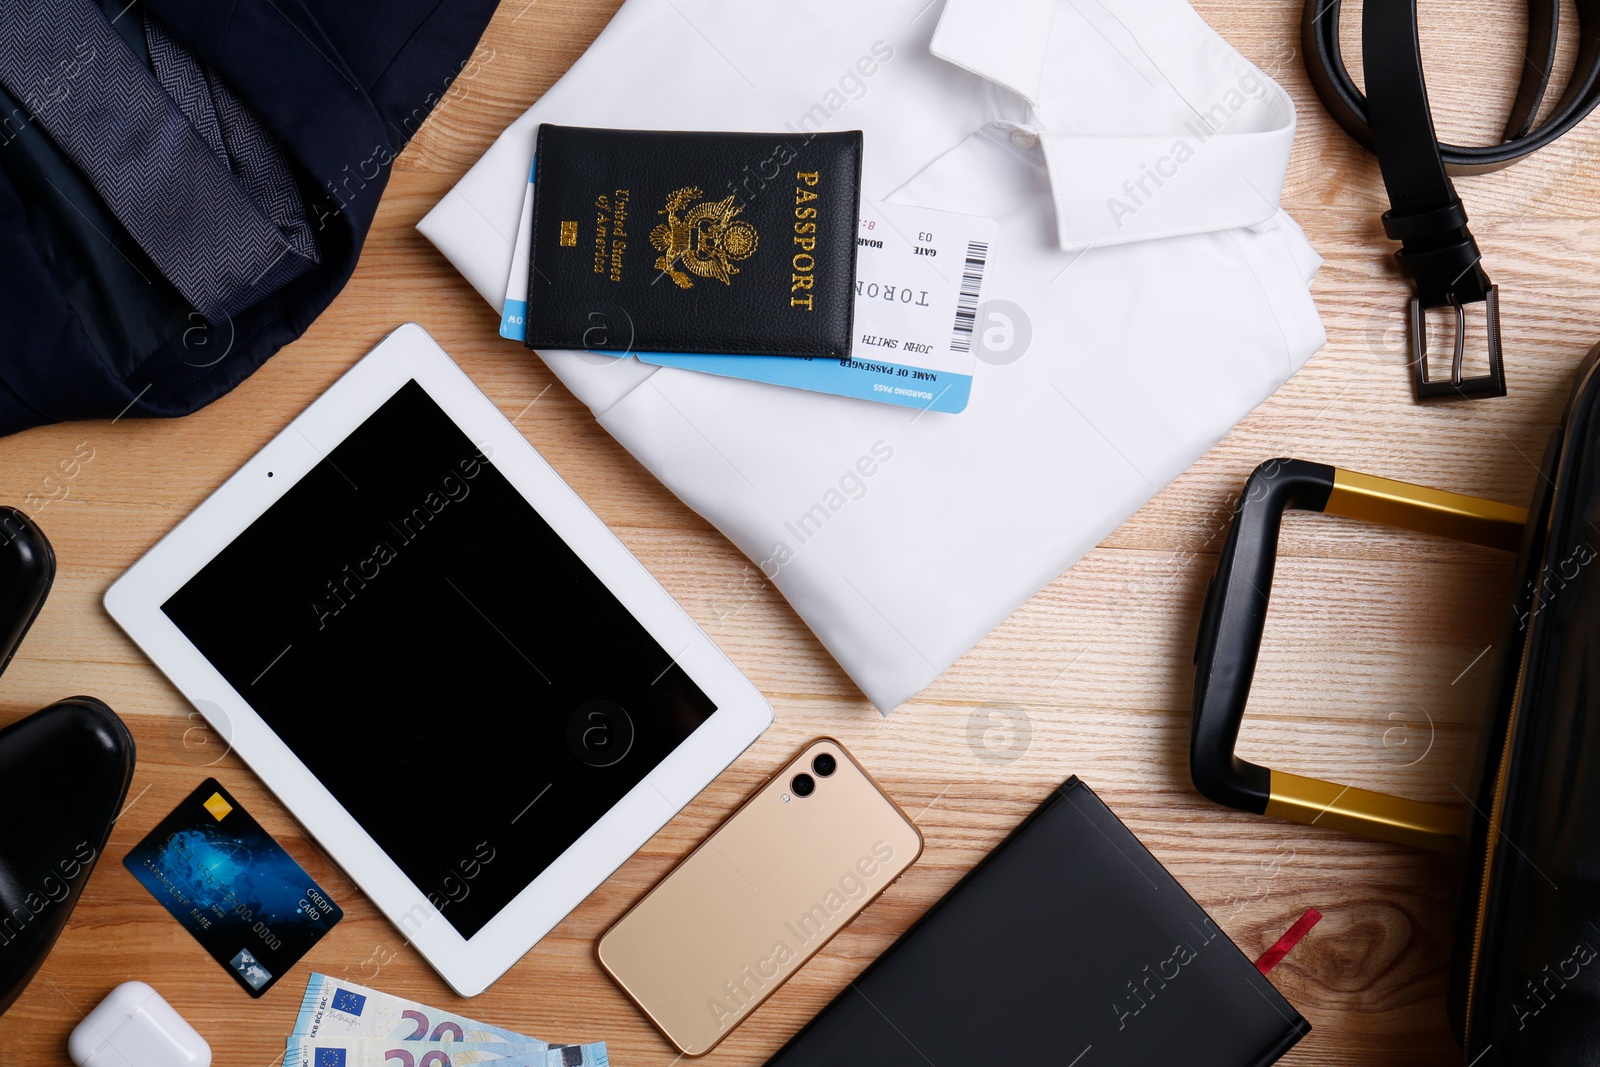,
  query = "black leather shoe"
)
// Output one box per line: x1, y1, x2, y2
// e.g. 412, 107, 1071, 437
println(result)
0, 511, 135, 1016
0, 507, 53, 677
0, 697, 135, 1017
